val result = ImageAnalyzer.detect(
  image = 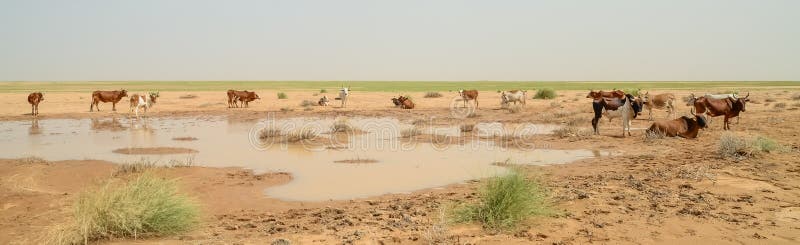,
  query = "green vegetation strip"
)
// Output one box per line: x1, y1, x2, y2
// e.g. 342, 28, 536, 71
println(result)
1, 81, 797, 93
